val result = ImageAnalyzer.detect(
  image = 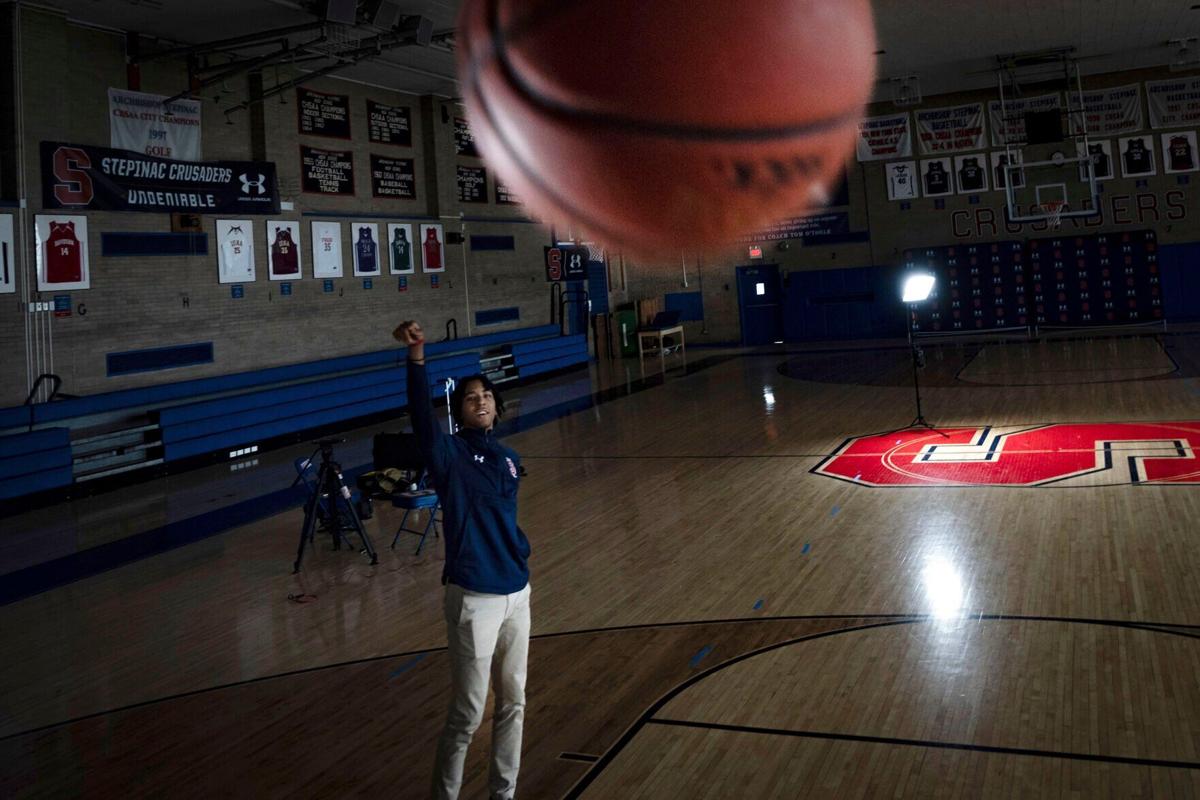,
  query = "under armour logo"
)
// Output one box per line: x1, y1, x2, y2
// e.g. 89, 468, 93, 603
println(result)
474, 455, 485, 463
239, 173, 267, 195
